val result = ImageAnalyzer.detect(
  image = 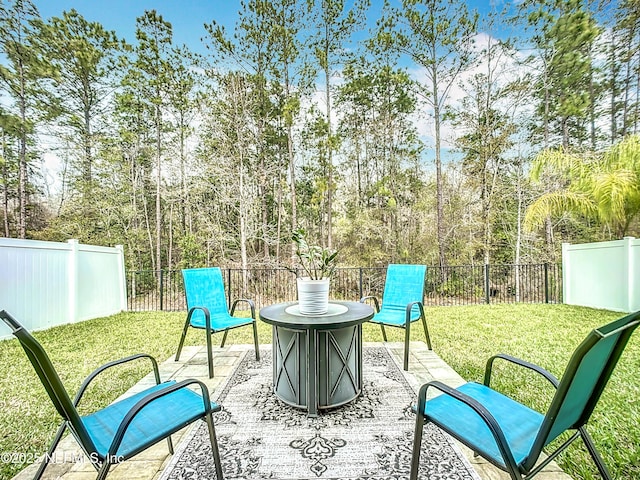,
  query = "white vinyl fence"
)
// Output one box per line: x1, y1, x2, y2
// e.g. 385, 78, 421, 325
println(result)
0, 238, 127, 340
562, 237, 639, 313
